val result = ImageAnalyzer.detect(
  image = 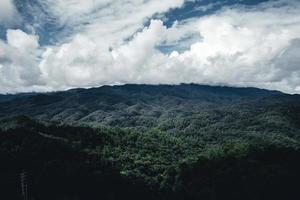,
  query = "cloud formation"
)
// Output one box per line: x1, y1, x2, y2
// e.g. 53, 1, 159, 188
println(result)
0, 29, 43, 93
0, 0, 300, 94
0, 0, 20, 26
